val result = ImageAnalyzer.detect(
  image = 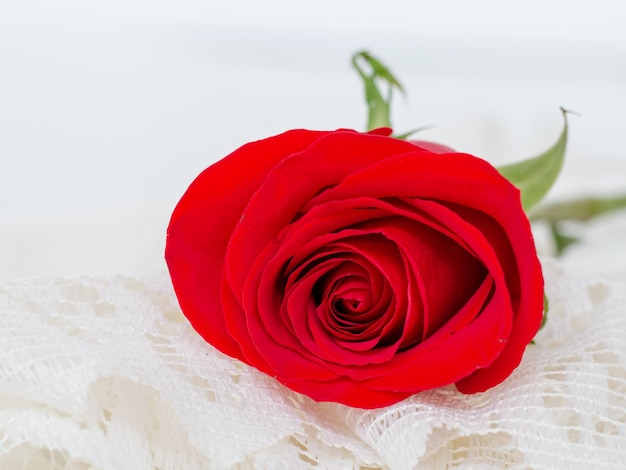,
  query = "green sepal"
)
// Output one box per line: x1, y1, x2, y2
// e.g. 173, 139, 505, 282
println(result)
393, 125, 433, 140
536, 292, 550, 339
497, 108, 570, 212
355, 51, 404, 92
351, 51, 405, 131
532, 293, 550, 344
